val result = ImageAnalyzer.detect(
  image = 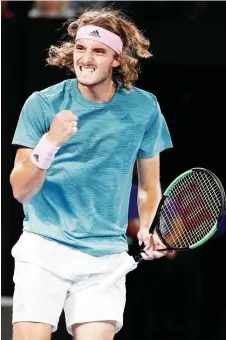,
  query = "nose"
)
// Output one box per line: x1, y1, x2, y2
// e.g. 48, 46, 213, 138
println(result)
82, 50, 93, 64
